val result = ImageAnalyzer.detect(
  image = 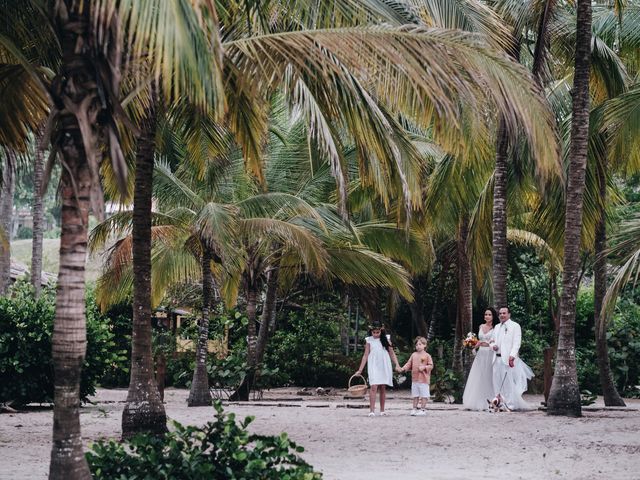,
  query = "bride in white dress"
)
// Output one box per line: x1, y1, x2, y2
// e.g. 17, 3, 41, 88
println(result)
463, 308, 498, 410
